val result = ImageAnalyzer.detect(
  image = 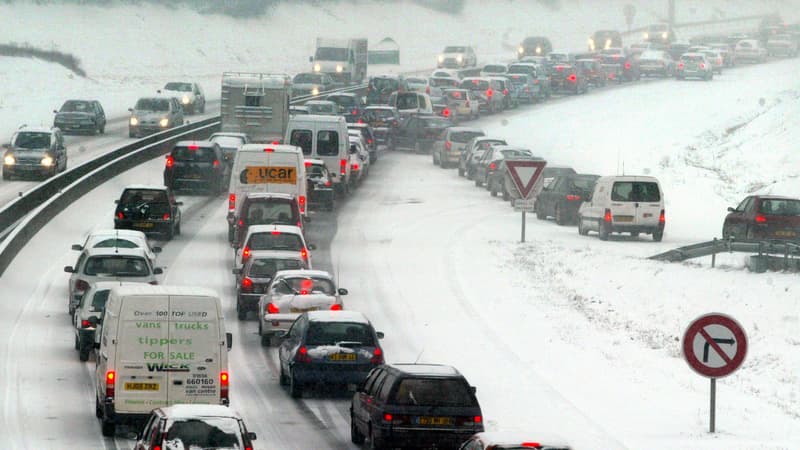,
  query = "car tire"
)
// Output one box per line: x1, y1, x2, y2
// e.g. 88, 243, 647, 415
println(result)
370, 429, 384, 450
74, 335, 80, 350
490, 181, 498, 197
236, 301, 246, 321
79, 346, 91, 362
502, 186, 510, 201
99, 123, 105, 134
555, 205, 567, 226
165, 225, 174, 241
175, 221, 181, 236
432, 153, 439, 166
458, 166, 465, 177
260, 331, 271, 347
653, 230, 664, 242
289, 374, 303, 398
535, 207, 546, 220
475, 177, 483, 187
578, 217, 589, 236
599, 223, 610, 240
95, 396, 103, 419
279, 365, 289, 386
101, 420, 115, 437
351, 416, 366, 445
